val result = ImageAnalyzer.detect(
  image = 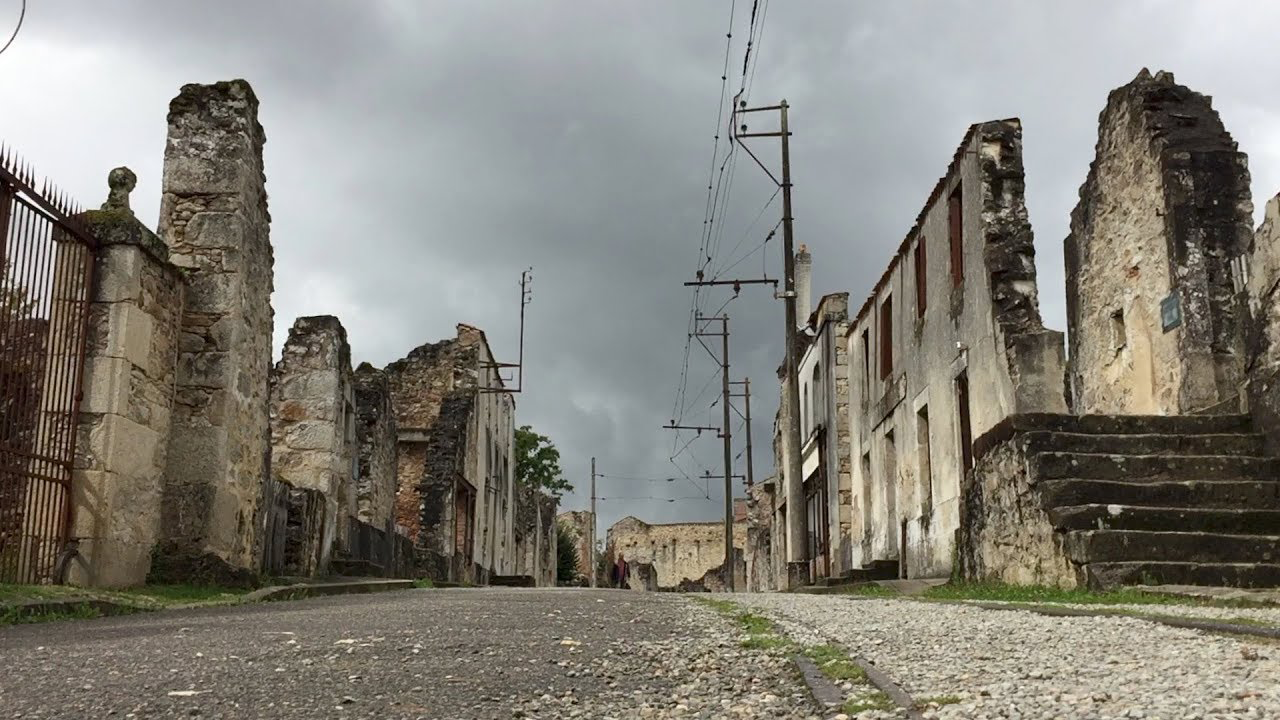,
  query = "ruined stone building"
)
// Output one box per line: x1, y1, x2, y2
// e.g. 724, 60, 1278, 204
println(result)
754, 69, 1280, 591
557, 510, 596, 582
605, 504, 747, 592
385, 324, 521, 584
